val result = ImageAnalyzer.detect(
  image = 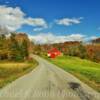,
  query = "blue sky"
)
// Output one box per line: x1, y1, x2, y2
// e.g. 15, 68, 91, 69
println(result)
0, 0, 100, 43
